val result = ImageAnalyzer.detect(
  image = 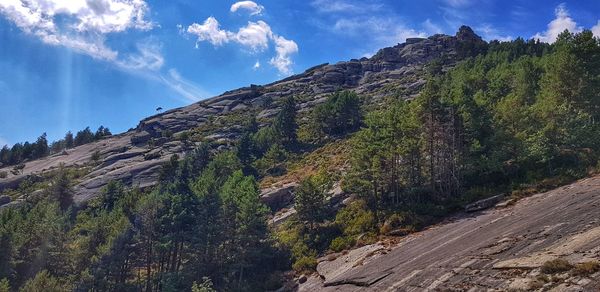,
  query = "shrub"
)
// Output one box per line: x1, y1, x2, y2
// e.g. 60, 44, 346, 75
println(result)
541, 259, 572, 274
380, 212, 416, 235
292, 255, 317, 273
0, 279, 9, 292
253, 144, 288, 176
191, 277, 215, 292
177, 131, 190, 141
252, 126, 279, 155
11, 163, 25, 175
0, 171, 6, 179
572, 261, 600, 276
162, 129, 173, 138
90, 150, 101, 162
335, 200, 376, 237
329, 236, 355, 252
